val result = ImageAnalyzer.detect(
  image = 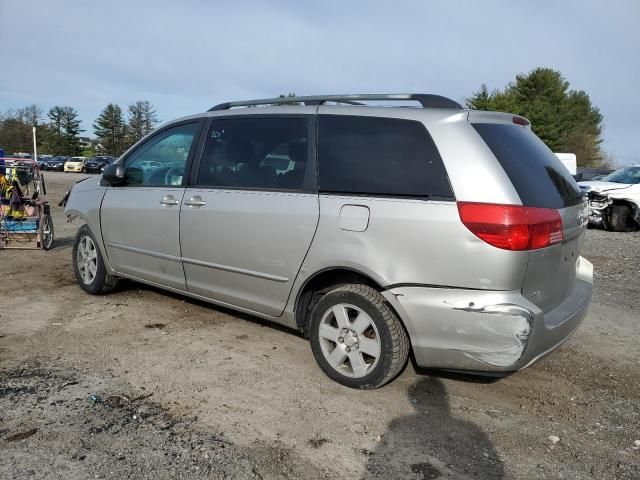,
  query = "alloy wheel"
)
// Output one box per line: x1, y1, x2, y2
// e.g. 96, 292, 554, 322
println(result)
77, 235, 98, 284
318, 303, 381, 378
